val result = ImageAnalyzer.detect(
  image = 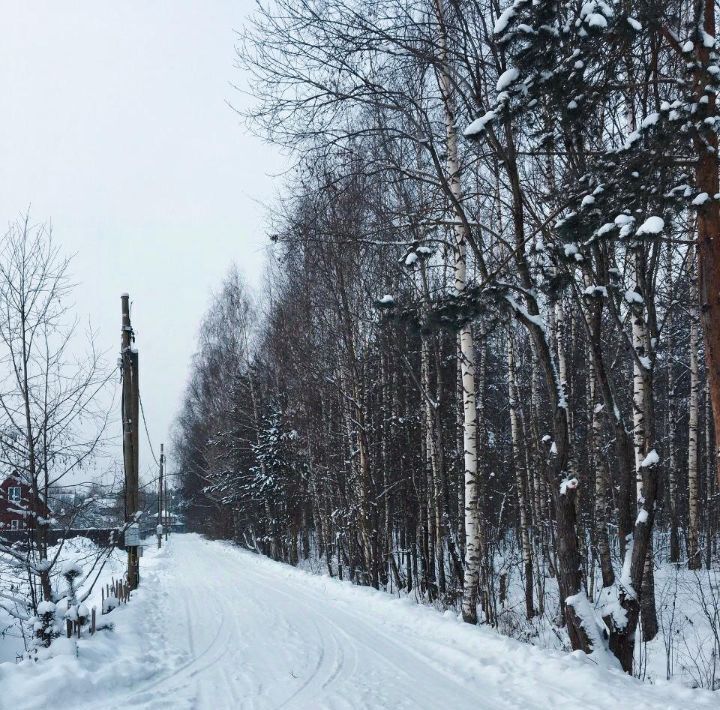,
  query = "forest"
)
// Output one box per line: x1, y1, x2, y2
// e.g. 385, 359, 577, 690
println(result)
173, 0, 720, 686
